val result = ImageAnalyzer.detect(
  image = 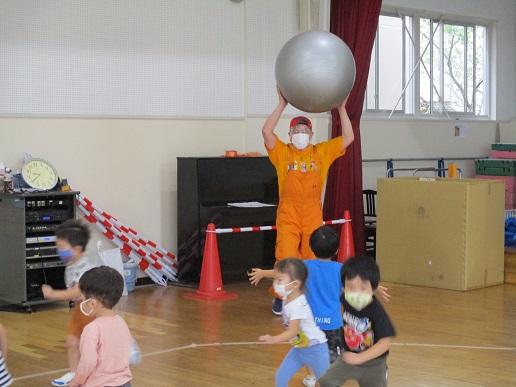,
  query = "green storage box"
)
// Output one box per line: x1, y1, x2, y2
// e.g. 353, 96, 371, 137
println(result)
475, 159, 516, 176
492, 143, 516, 151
